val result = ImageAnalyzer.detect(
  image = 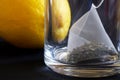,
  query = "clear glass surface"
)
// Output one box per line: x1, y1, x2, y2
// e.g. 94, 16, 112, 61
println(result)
44, 0, 120, 77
